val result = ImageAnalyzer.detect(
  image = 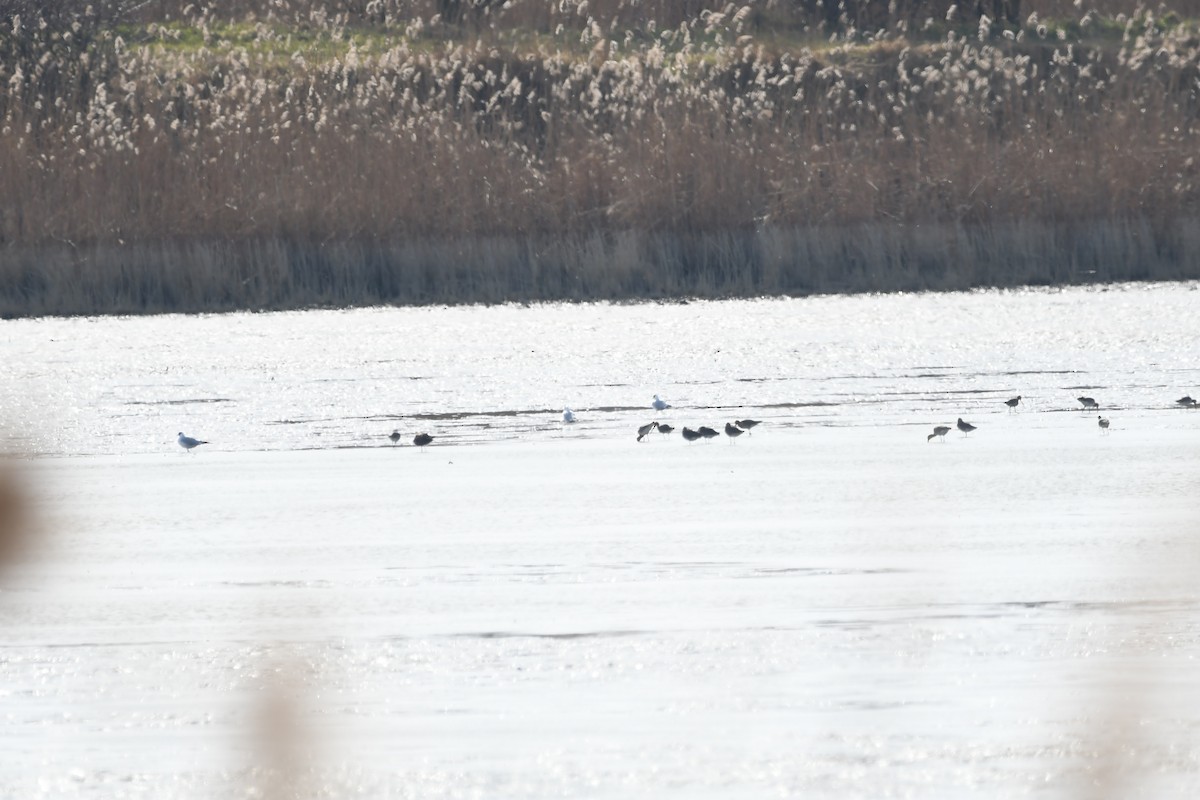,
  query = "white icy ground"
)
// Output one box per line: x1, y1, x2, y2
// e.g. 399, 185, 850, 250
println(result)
2, 285, 1200, 797
4, 419, 1199, 798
